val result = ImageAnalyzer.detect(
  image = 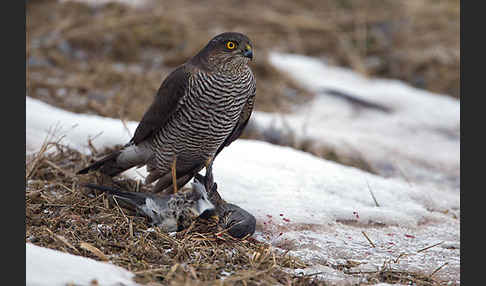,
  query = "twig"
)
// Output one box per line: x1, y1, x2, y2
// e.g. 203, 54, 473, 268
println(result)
129, 219, 134, 238
103, 195, 109, 209
361, 231, 376, 248
79, 242, 109, 261
154, 227, 180, 246
86, 132, 104, 155
393, 252, 408, 264
45, 227, 80, 254
112, 196, 129, 224
58, 183, 75, 194
429, 262, 448, 277
366, 180, 380, 207
417, 241, 444, 253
